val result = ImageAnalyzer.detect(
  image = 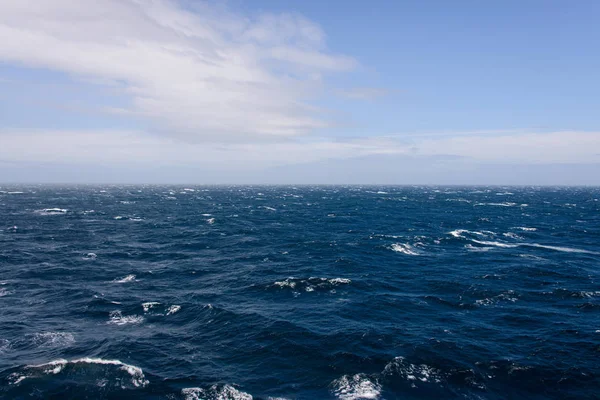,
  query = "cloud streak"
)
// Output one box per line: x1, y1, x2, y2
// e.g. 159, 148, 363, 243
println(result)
1, 129, 598, 170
